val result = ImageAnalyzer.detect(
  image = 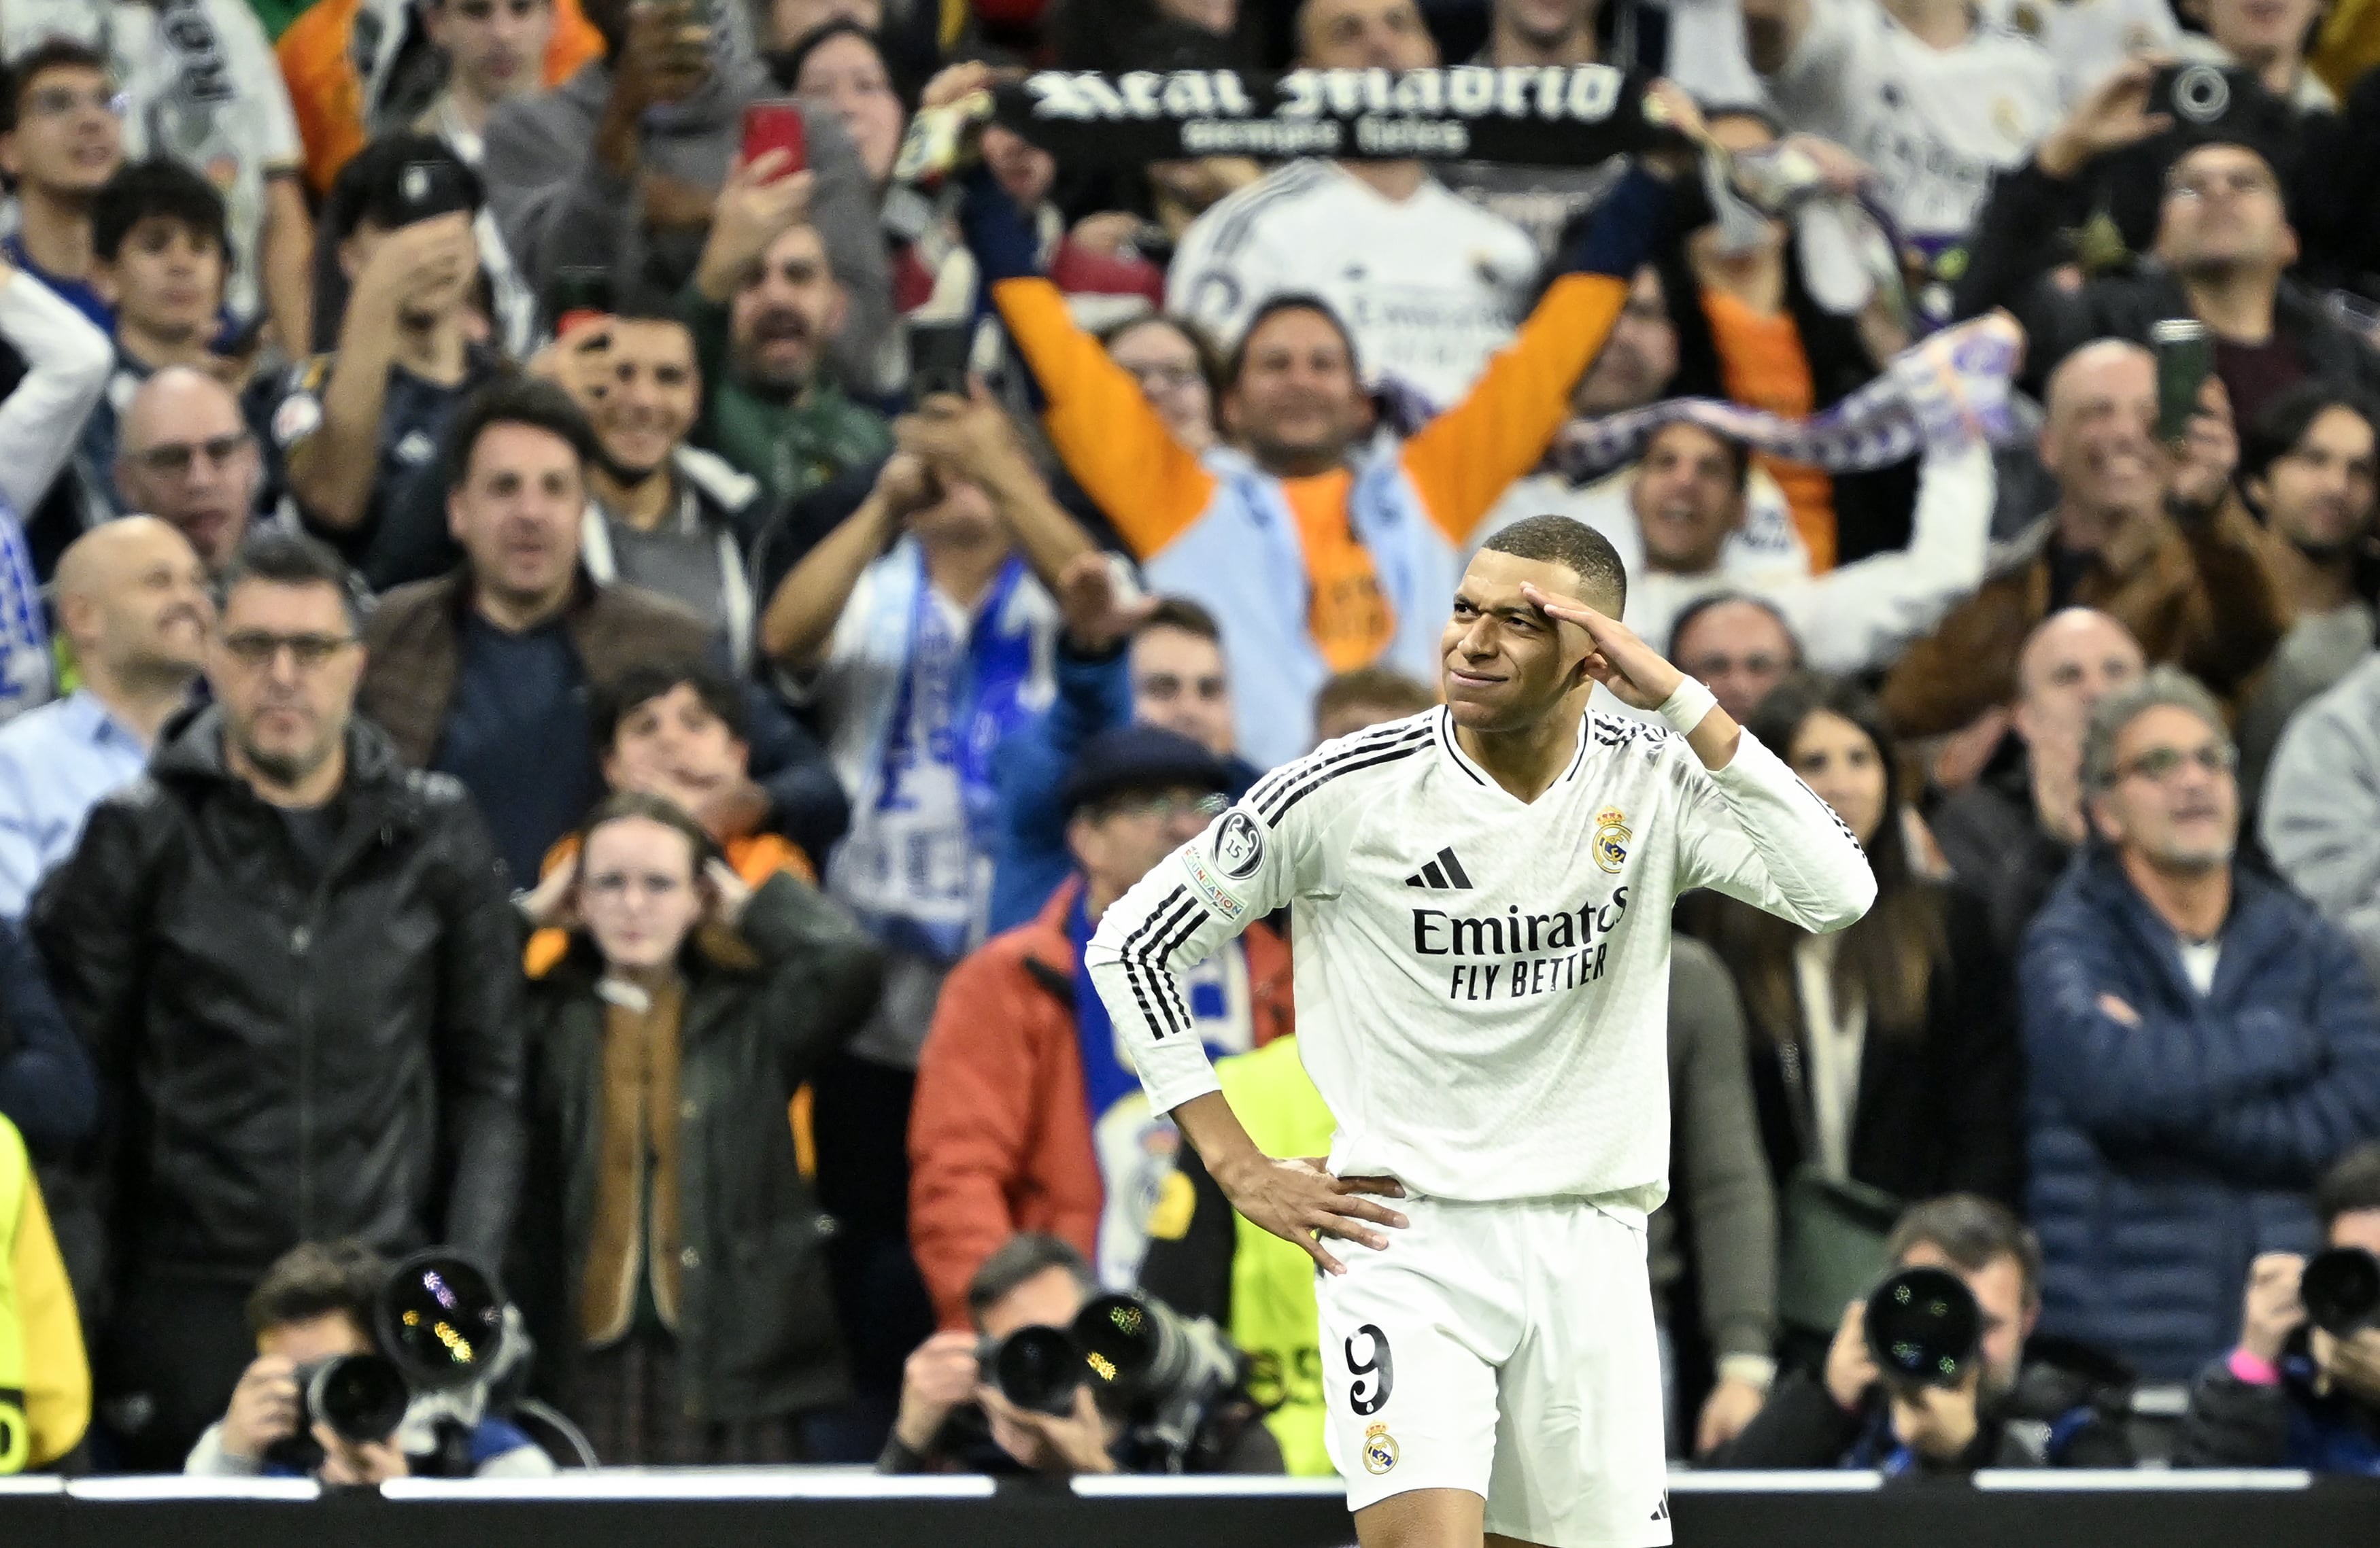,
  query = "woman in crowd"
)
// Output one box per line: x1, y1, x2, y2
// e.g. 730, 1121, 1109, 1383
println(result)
1098, 313, 1223, 453
513, 792, 884, 1463
1684, 674, 2024, 1211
